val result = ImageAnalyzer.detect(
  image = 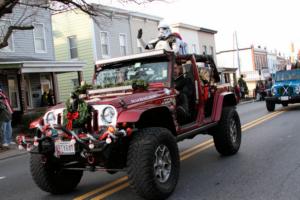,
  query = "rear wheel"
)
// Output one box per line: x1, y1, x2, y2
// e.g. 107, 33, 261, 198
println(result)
127, 127, 180, 200
266, 100, 275, 112
213, 107, 241, 156
30, 154, 83, 194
